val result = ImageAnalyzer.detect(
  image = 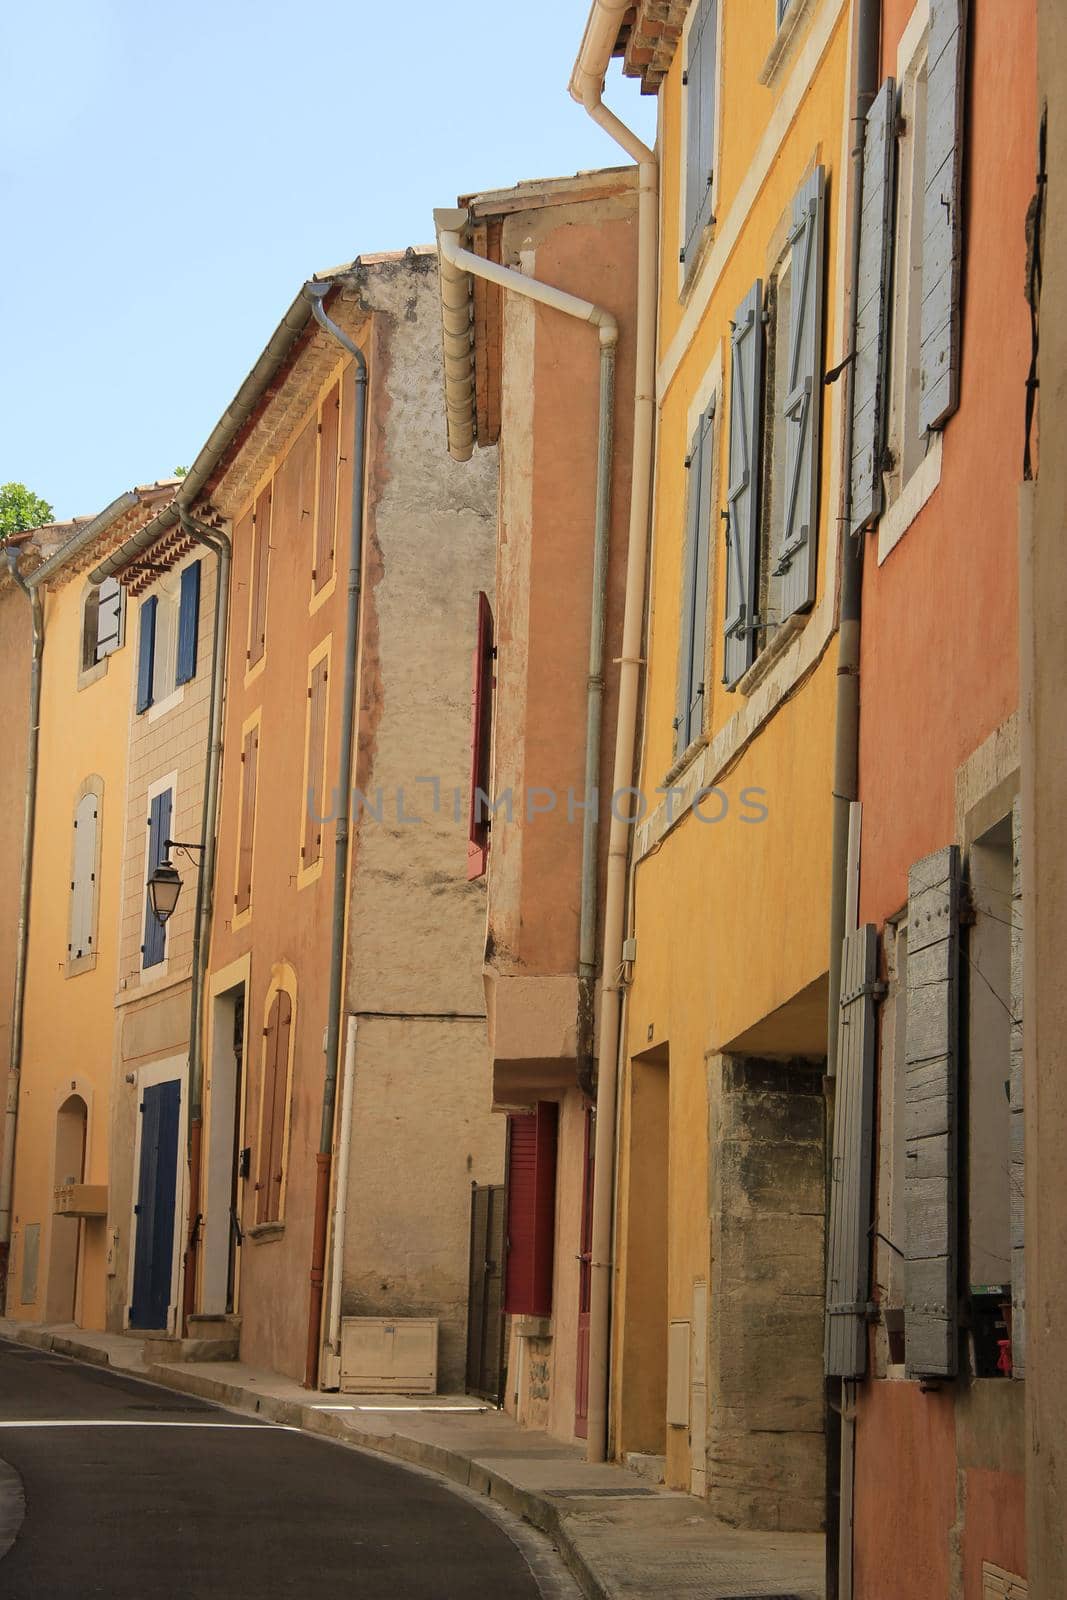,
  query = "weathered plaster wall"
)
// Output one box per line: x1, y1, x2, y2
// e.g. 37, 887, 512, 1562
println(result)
1024, 4, 1067, 1593
339, 254, 502, 1393
852, 3, 1036, 1594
